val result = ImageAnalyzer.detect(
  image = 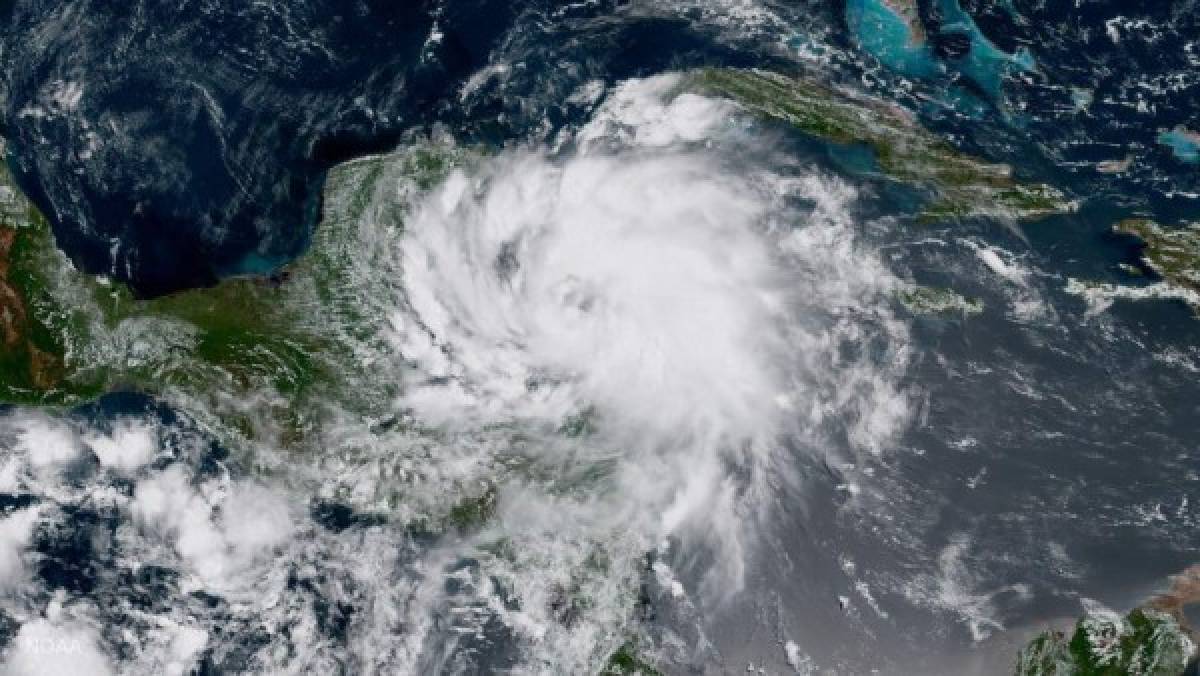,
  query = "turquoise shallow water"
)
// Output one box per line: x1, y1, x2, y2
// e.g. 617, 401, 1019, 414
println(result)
845, 0, 1035, 104
845, 0, 942, 78
1160, 129, 1200, 164
1, 1, 1200, 674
